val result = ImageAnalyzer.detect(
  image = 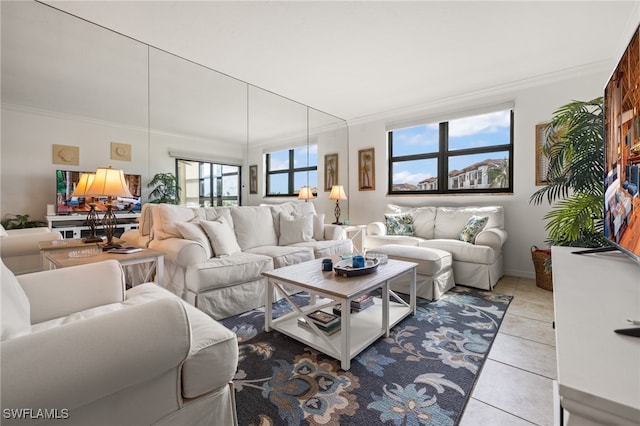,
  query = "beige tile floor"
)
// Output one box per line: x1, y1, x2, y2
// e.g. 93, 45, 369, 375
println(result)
460, 276, 557, 426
